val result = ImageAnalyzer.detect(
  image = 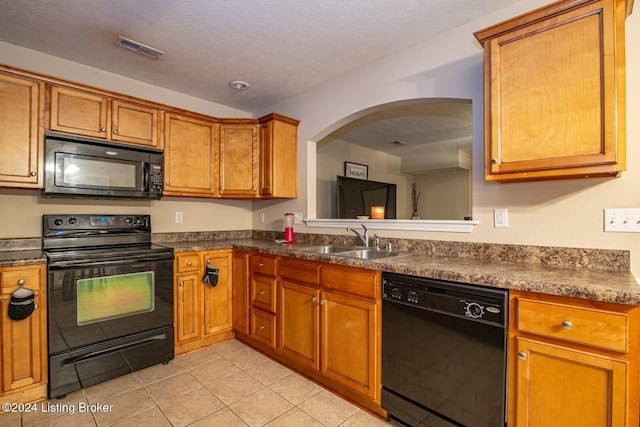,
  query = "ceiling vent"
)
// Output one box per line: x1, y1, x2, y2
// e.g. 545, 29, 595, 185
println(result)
114, 36, 164, 60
